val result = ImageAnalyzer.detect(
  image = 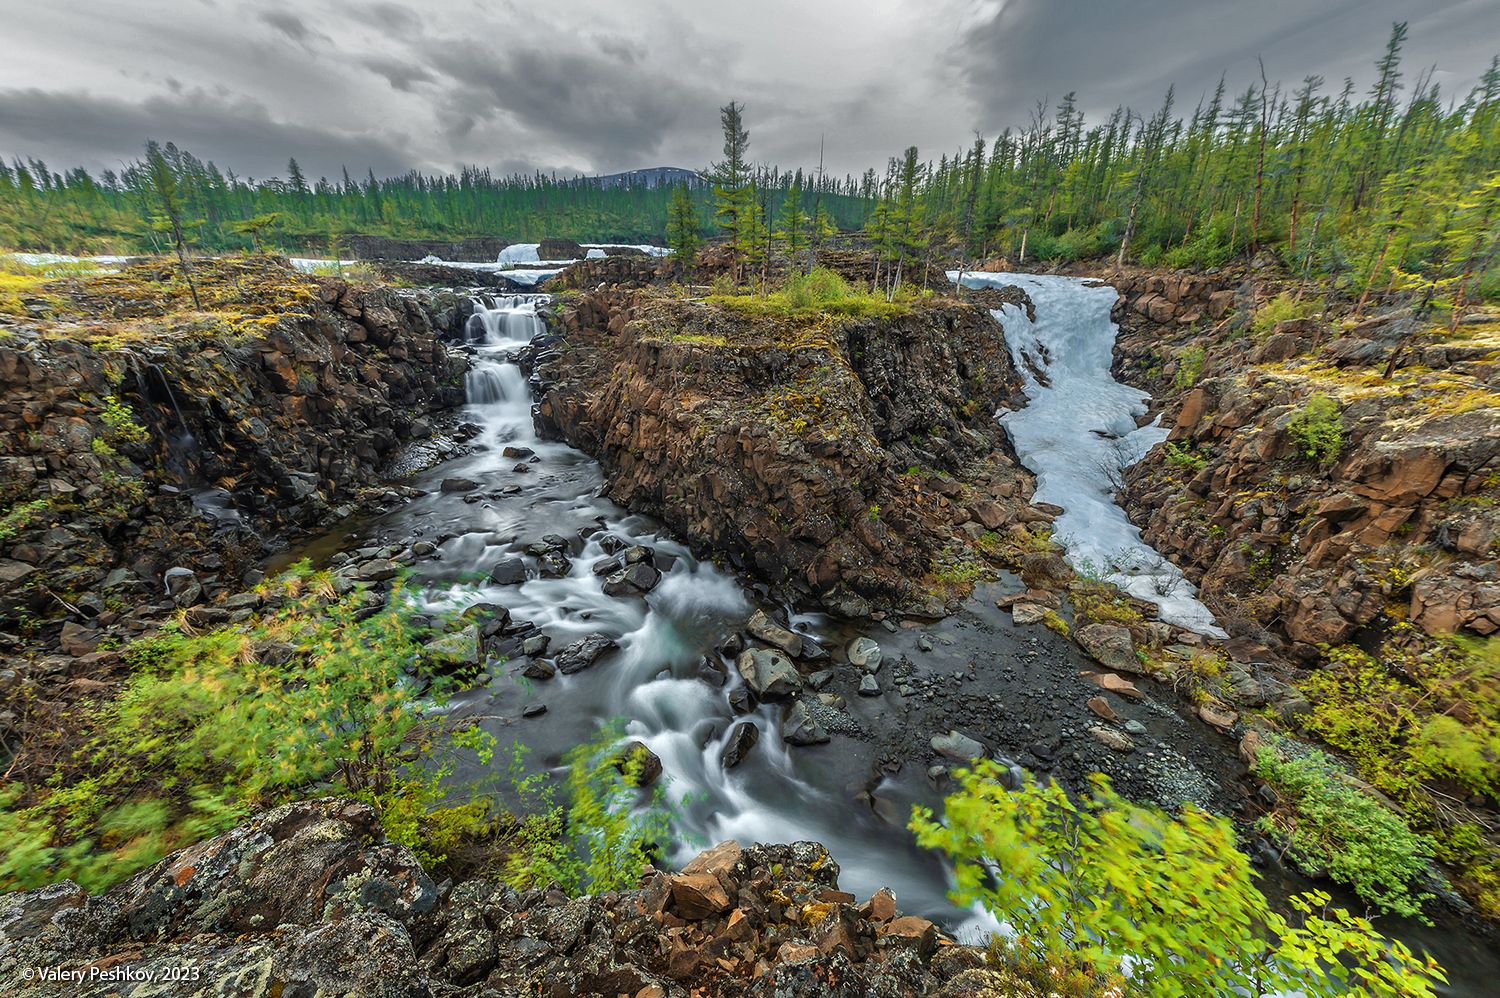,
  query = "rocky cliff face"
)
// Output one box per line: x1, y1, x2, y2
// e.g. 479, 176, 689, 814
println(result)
529, 286, 1033, 611
0, 798, 1020, 998
1099, 263, 1500, 659
0, 259, 467, 645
